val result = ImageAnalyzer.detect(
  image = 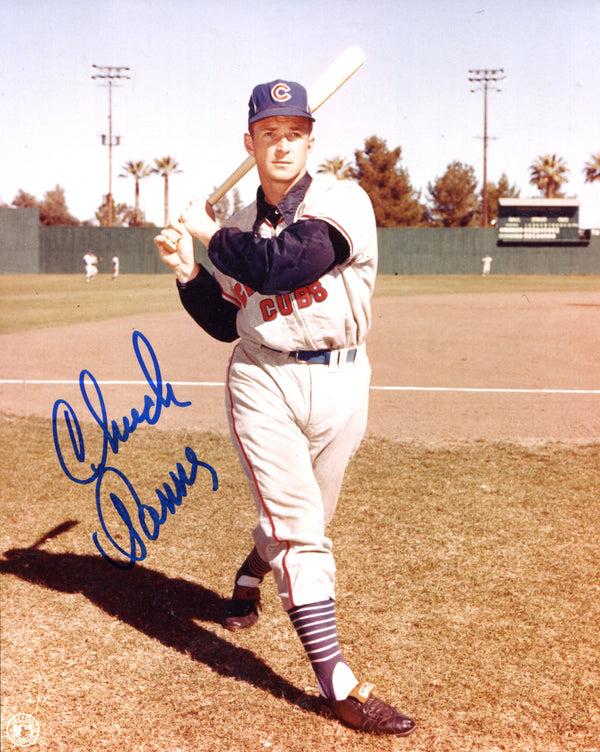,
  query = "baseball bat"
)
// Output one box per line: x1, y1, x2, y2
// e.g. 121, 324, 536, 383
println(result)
162, 46, 365, 251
